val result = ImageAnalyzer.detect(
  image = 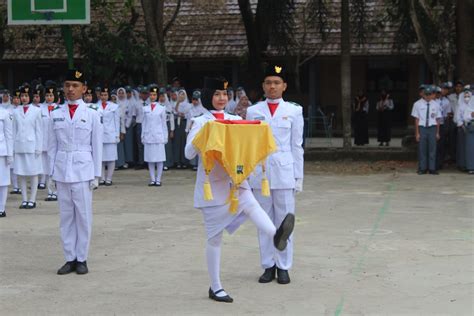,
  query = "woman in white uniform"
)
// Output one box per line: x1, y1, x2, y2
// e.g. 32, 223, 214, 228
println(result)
9, 90, 21, 195
0, 103, 13, 217
12, 86, 43, 209
185, 77, 294, 303
173, 89, 192, 168
40, 86, 58, 201
98, 87, 120, 186
142, 86, 168, 186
